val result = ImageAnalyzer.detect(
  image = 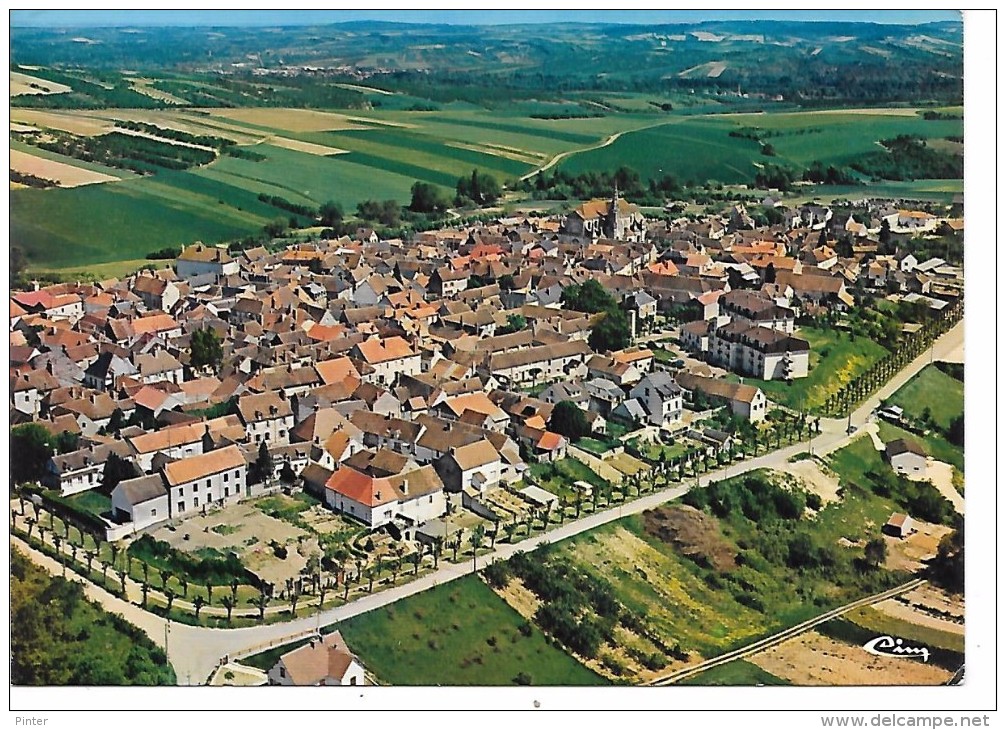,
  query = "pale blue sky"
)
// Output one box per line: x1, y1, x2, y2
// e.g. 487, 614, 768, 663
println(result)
10, 9, 961, 28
